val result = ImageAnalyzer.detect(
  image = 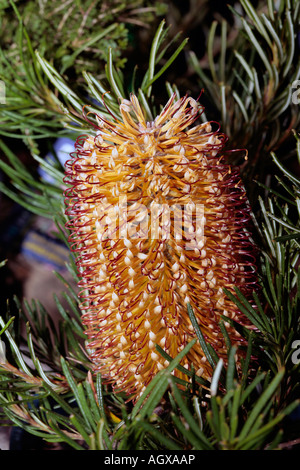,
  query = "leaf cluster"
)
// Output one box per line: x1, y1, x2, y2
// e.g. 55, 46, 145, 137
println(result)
0, 0, 166, 79
188, 0, 300, 187
0, 293, 298, 450
0, 0, 166, 152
